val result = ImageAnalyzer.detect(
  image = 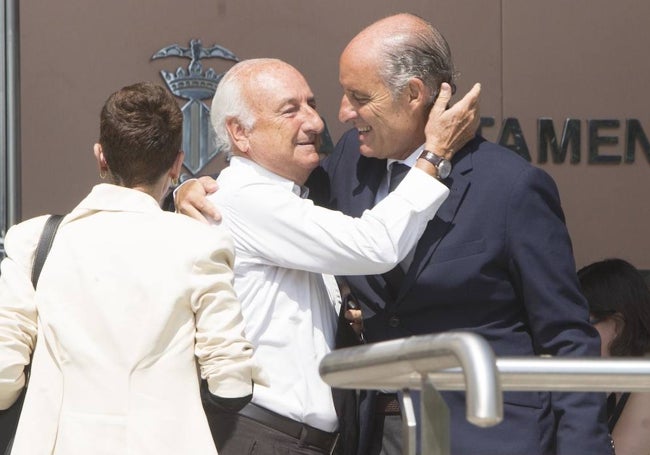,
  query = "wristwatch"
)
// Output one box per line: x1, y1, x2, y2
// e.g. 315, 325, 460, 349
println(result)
419, 149, 452, 179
